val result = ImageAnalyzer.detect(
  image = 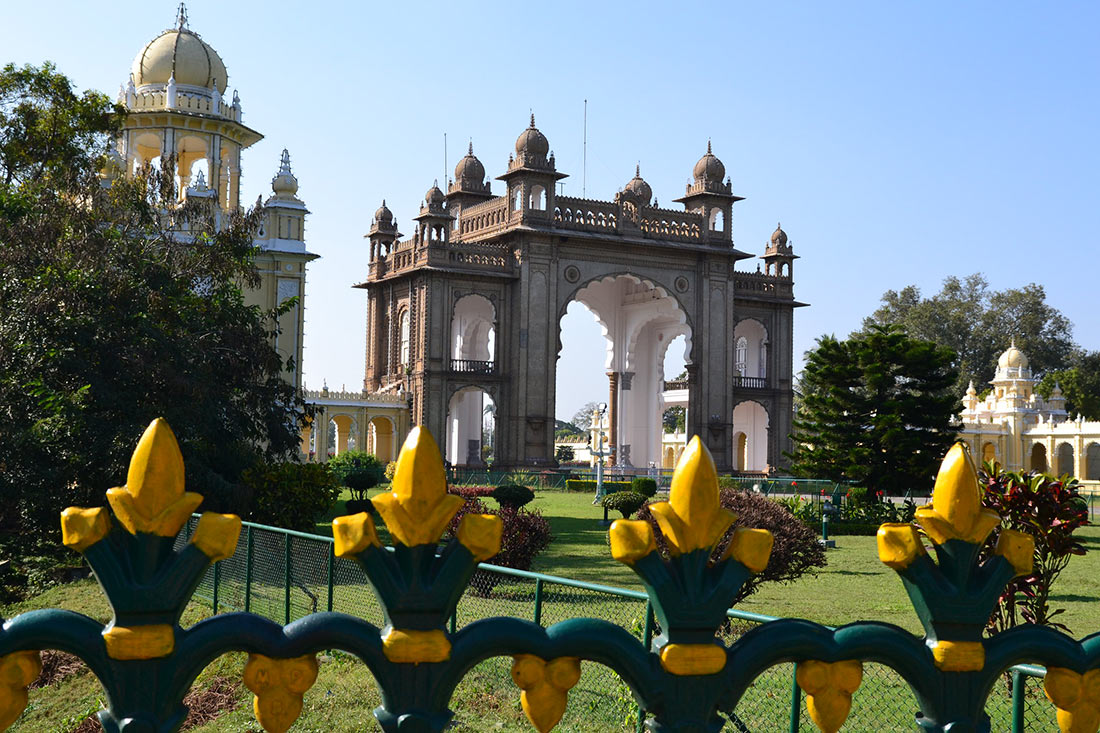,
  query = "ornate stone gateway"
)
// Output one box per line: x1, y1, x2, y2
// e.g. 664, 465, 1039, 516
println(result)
359, 120, 802, 472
